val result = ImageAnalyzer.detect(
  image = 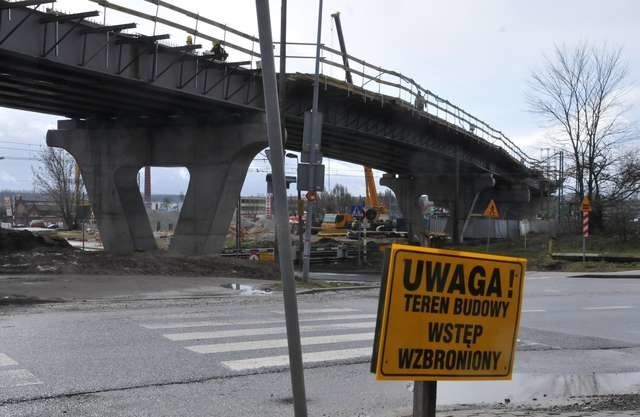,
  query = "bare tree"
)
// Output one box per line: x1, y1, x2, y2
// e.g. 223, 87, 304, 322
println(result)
605, 151, 640, 201
528, 44, 631, 207
32, 148, 83, 229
